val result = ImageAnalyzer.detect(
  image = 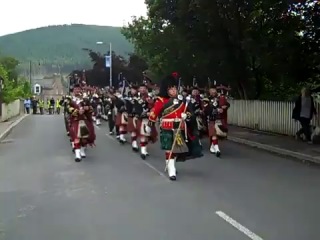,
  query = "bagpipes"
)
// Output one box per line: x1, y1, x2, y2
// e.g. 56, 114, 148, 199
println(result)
118, 72, 131, 97
207, 77, 231, 96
